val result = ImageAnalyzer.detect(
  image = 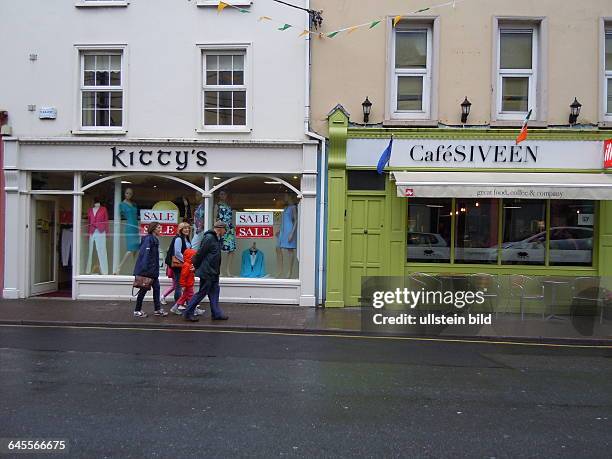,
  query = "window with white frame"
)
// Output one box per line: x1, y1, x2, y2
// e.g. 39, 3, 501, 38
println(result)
605, 30, 612, 117
80, 52, 123, 129
203, 51, 247, 128
391, 24, 432, 119
497, 27, 538, 119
